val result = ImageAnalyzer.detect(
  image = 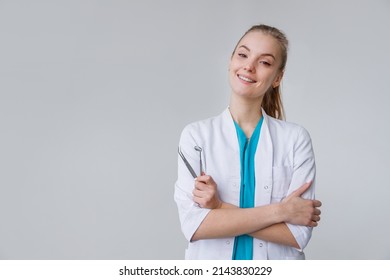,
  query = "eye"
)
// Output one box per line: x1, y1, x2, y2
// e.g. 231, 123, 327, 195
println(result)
259, 61, 271, 66
237, 53, 247, 58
